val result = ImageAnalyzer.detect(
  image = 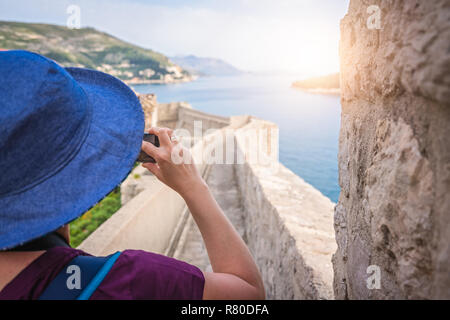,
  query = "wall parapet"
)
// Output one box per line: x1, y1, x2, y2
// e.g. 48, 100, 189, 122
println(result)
176, 106, 230, 135
77, 177, 185, 255
234, 119, 336, 299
